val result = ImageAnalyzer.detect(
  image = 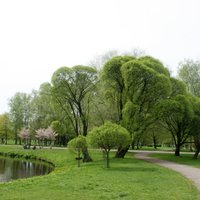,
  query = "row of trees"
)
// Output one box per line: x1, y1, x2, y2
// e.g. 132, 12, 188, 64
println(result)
18, 127, 57, 149
1, 51, 200, 159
